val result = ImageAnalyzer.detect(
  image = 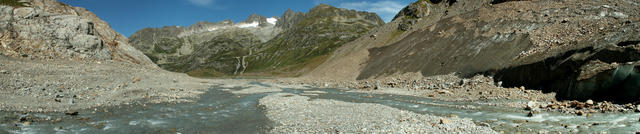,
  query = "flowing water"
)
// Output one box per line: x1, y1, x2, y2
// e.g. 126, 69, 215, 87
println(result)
1, 82, 639, 133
